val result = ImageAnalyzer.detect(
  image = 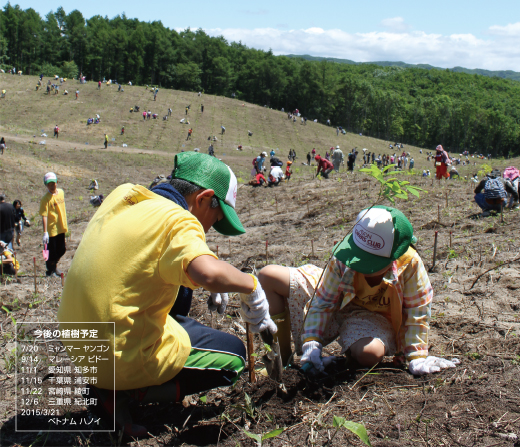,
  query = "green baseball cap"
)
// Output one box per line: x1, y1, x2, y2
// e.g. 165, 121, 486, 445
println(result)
172, 152, 245, 236
333, 205, 416, 274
